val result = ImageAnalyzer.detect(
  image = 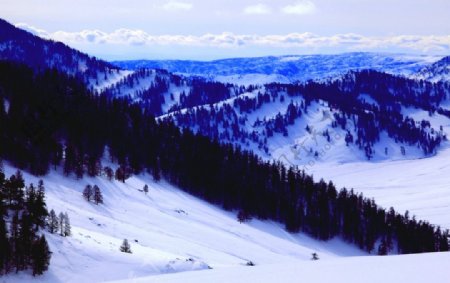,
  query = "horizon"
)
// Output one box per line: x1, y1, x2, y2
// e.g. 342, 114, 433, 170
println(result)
1, 0, 450, 60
